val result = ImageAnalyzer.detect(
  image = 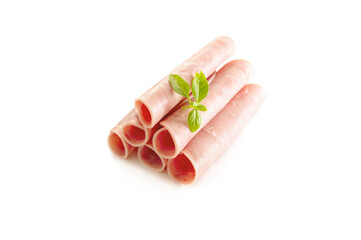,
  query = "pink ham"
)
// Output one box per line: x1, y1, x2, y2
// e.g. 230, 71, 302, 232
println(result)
153, 59, 254, 159
108, 109, 160, 148
107, 72, 215, 154
135, 36, 236, 128
167, 84, 267, 184
138, 141, 167, 172
108, 123, 135, 159
120, 110, 161, 147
